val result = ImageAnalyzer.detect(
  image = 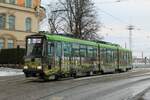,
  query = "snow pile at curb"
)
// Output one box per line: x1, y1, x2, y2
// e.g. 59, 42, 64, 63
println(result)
0, 67, 23, 76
